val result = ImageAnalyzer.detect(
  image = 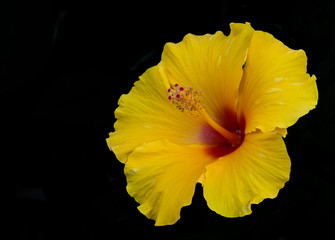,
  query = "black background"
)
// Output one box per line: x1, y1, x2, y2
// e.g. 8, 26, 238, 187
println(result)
10, 1, 334, 239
